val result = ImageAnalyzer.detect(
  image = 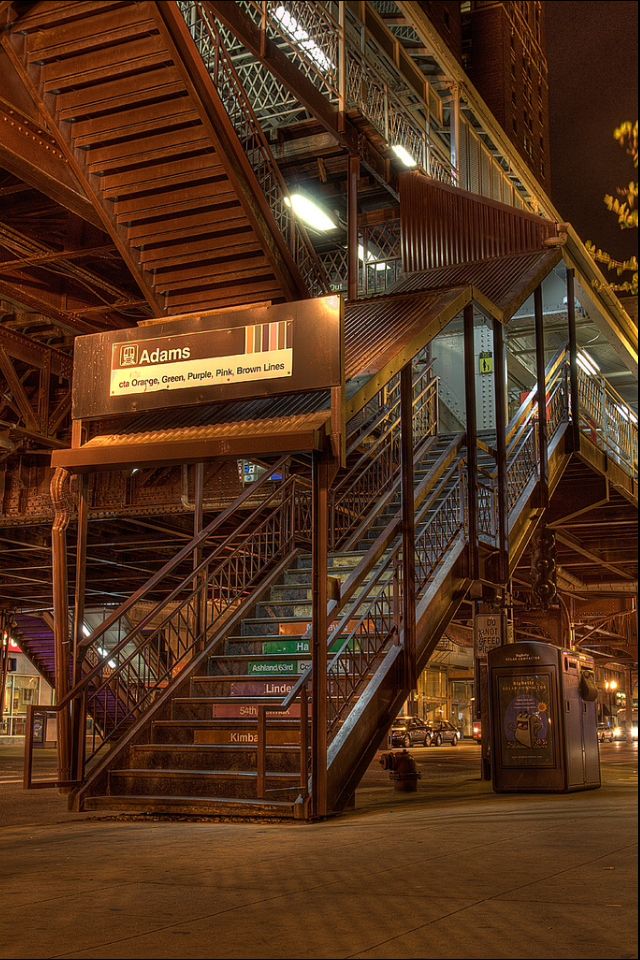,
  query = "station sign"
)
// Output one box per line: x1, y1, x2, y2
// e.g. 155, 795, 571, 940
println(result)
72, 296, 343, 420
